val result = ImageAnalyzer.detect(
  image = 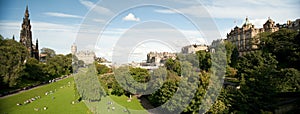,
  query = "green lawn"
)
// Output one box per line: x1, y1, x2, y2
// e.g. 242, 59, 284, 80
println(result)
84, 95, 147, 114
0, 76, 90, 114
0, 75, 147, 114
